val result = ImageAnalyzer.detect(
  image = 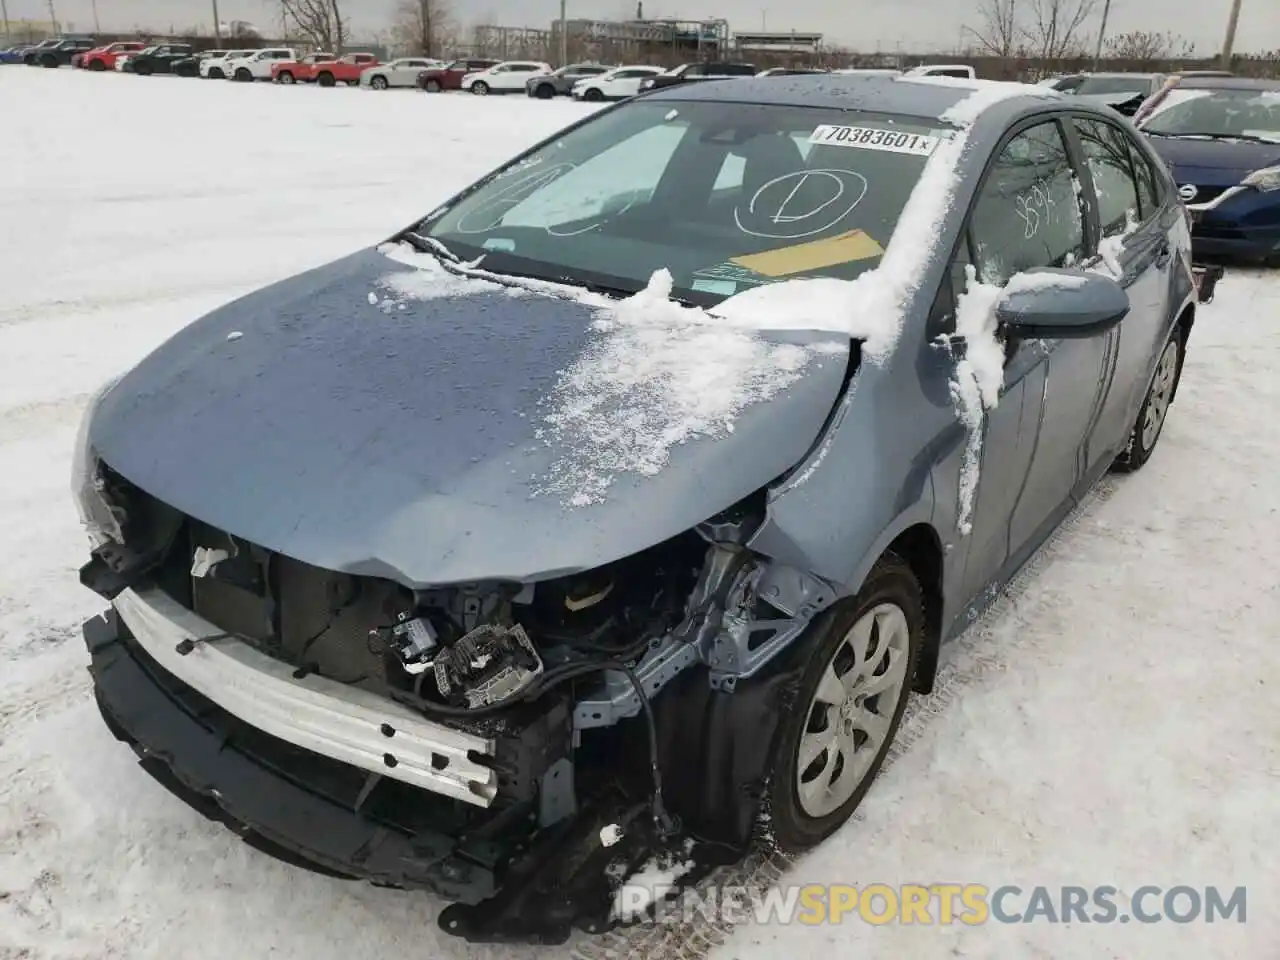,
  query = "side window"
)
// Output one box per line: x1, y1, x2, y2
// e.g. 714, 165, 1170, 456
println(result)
969, 120, 1086, 285
1128, 143, 1165, 221
1074, 118, 1141, 237
684, 64, 705, 77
